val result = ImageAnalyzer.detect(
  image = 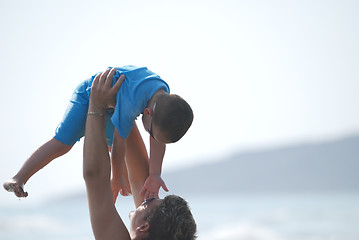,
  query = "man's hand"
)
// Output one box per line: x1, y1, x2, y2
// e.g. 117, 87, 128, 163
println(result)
140, 174, 169, 200
90, 68, 125, 111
